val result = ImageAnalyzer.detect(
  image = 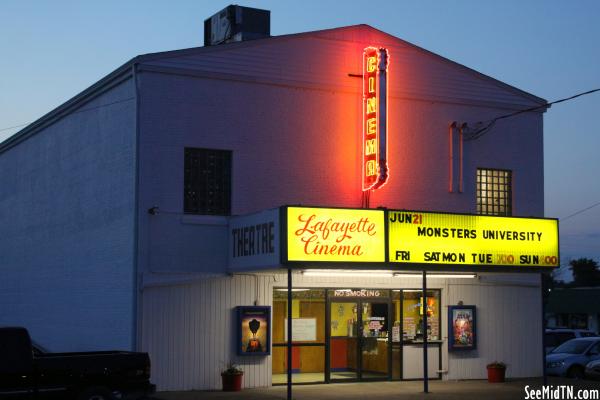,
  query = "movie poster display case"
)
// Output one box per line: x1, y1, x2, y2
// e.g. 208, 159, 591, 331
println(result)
237, 306, 271, 356
448, 305, 476, 351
